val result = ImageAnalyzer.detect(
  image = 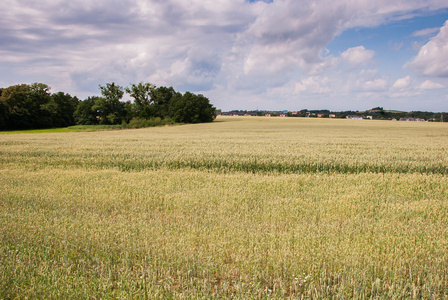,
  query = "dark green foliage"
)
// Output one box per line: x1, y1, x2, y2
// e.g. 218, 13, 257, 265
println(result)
0, 84, 44, 129
74, 96, 100, 125
125, 82, 155, 119
1, 81, 216, 130
0, 83, 78, 130
150, 86, 176, 118
48, 92, 79, 127
0, 98, 7, 129
94, 83, 126, 125
170, 92, 216, 123
126, 84, 216, 125
0, 85, 21, 128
